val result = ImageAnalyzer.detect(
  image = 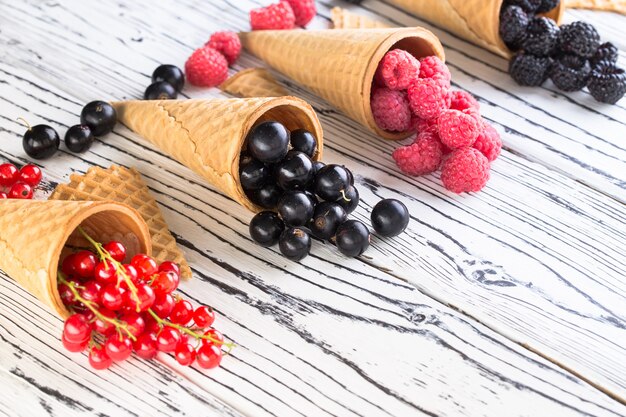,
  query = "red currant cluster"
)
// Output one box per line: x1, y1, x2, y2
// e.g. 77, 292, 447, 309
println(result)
59, 228, 231, 370
0, 163, 42, 199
